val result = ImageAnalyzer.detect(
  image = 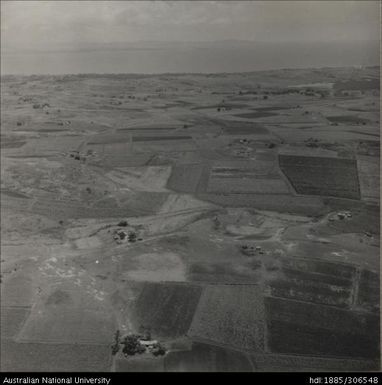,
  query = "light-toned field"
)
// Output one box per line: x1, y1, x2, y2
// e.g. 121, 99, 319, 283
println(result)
188, 285, 266, 352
